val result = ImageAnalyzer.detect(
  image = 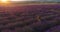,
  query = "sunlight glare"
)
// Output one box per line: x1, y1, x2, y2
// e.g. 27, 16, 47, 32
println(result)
0, 0, 9, 3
